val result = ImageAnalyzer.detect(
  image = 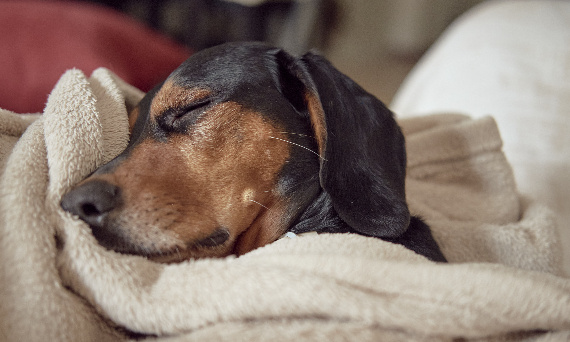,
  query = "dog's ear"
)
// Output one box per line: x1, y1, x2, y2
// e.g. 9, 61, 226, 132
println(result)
274, 50, 410, 238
